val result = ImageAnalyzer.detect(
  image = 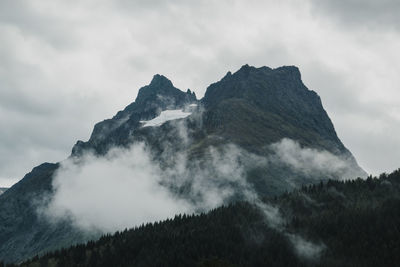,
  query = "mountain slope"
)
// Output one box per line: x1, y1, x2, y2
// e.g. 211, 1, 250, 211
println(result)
0, 188, 7, 195
0, 163, 96, 263
19, 169, 400, 267
0, 65, 365, 263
